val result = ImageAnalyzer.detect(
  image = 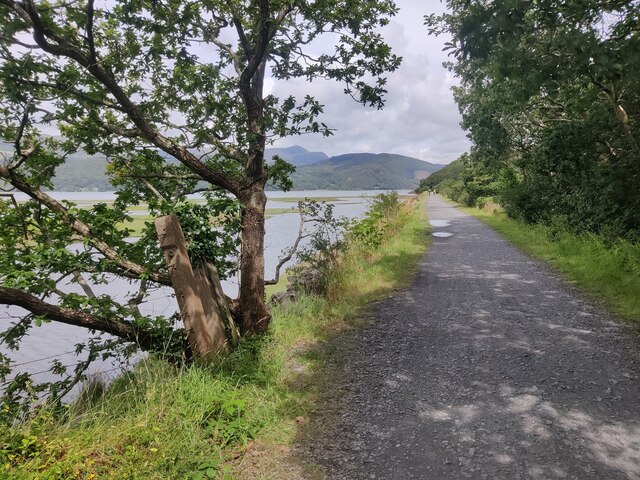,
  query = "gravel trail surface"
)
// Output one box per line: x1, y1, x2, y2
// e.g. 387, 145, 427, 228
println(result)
307, 195, 640, 479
